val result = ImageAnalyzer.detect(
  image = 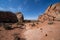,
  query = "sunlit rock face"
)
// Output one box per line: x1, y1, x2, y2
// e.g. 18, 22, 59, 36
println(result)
16, 12, 24, 23
38, 3, 60, 22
